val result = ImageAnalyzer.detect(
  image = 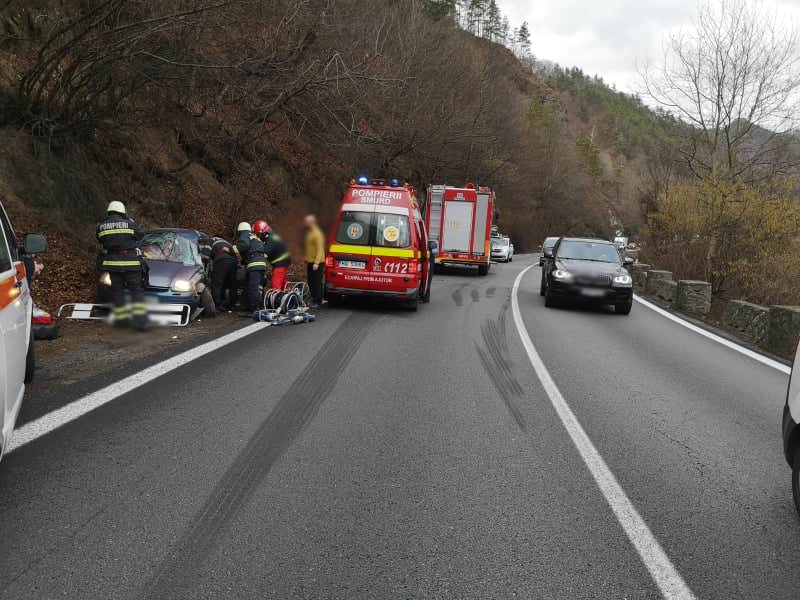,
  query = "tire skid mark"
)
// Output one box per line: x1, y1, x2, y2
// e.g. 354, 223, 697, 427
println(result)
470, 288, 480, 303
452, 283, 469, 307
486, 286, 496, 298
476, 305, 526, 430
143, 312, 380, 599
